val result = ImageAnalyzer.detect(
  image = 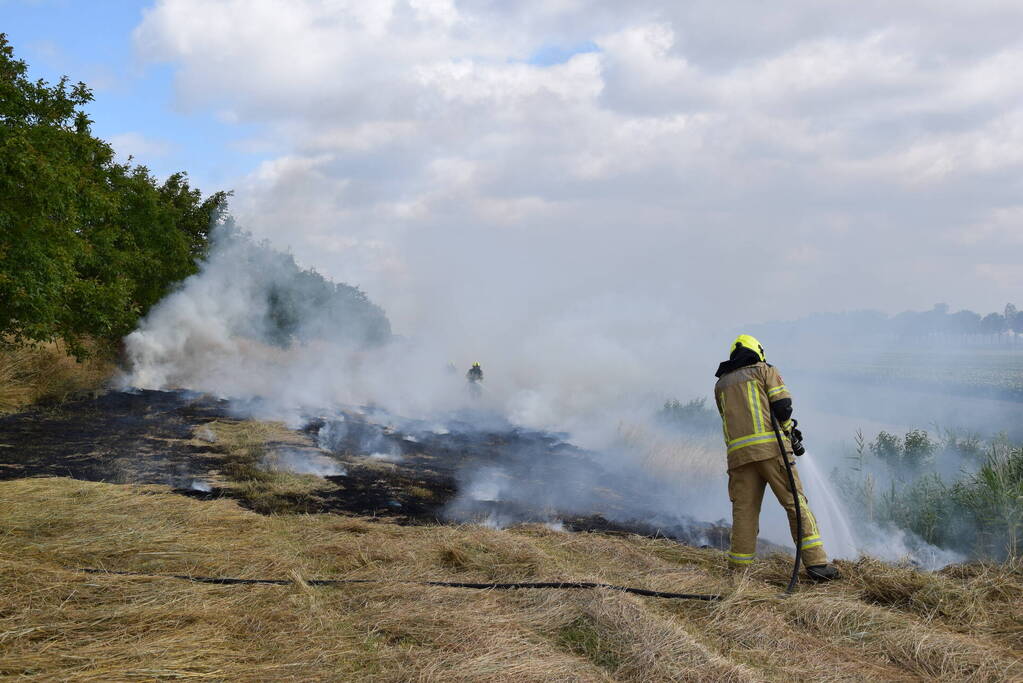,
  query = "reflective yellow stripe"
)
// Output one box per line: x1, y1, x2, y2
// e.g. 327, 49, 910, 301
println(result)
800, 535, 823, 549
798, 494, 820, 537
726, 431, 777, 454
746, 381, 763, 433
756, 385, 765, 432
747, 381, 757, 432
718, 392, 728, 441
728, 553, 755, 564
728, 551, 754, 557
767, 385, 787, 397
782, 419, 794, 431
727, 431, 775, 446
